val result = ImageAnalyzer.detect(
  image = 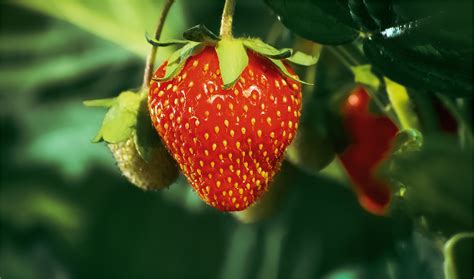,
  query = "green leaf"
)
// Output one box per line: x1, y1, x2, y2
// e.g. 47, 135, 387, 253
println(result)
363, 1, 473, 97
99, 110, 136, 143
156, 42, 205, 81
350, 64, 380, 90
145, 33, 189, 46
364, 39, 472, 98
83, 98, 116, 108
243, 38, 292, 59
243, 38, 318, 67
391, 129, 423, 155
216, 39, 249, 88
92, 91, 142, 143
15, 0, 187, 59
165, 47, 184, 65
182, 24, 220, 43
266, 0, 472, 96
265, 0, 359, 45
361, 0, 395, 29
285, 51, 319, 66
347, 0, 377, 31
383, 135, 473, 236
268, 58, 311, 85
179, 42, 205, 61
385, 78, 420, 130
